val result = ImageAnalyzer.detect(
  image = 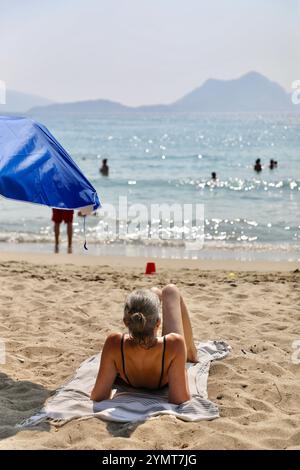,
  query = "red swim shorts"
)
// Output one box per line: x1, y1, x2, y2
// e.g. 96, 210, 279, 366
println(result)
52, 209, 74, 224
